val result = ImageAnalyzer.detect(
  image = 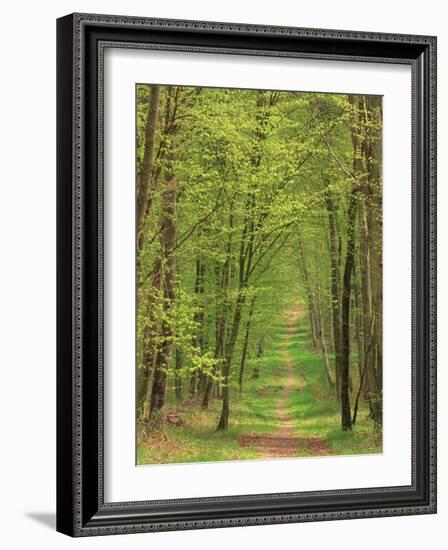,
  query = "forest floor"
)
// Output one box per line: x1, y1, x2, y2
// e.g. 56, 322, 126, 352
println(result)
239, 306, 330, 457
137, 304, 382, 465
